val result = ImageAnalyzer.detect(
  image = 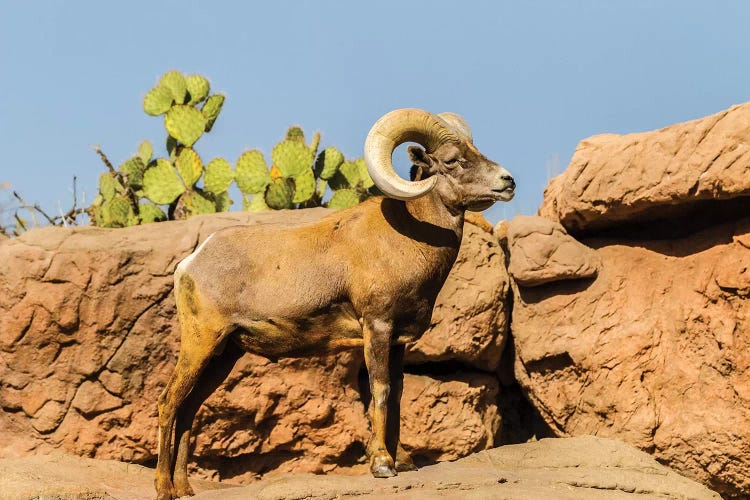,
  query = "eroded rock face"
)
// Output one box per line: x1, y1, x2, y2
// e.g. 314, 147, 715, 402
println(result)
0, 208, 503, 480
507, 215, 600, 286
400, 373, 500, 464
540, 102, 750, 233
511, 218, 750, 497
405, 221, 510, 371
